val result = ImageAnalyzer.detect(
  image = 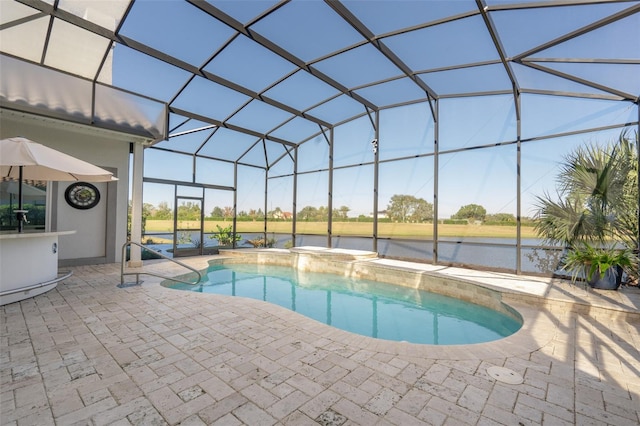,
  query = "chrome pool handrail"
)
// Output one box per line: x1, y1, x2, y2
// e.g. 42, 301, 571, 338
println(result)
120, 241, 202, 287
